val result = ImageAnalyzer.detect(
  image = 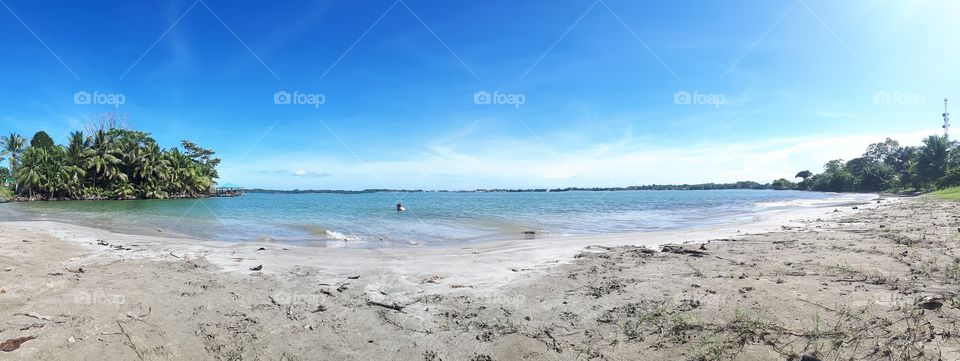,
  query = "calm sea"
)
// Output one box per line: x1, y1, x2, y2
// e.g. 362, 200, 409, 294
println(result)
0, 190, 871, 247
